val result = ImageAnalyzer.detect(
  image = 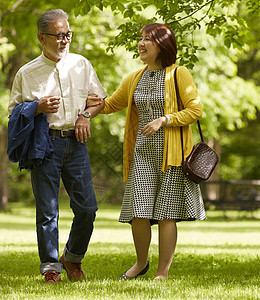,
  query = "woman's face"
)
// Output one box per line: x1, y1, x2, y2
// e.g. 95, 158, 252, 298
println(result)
138, 31, 161, 69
